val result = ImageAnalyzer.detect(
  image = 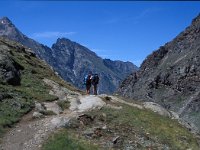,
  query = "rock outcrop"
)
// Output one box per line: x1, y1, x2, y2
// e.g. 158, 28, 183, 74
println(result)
0, 39, 24, 85
118, 14, 200, 131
